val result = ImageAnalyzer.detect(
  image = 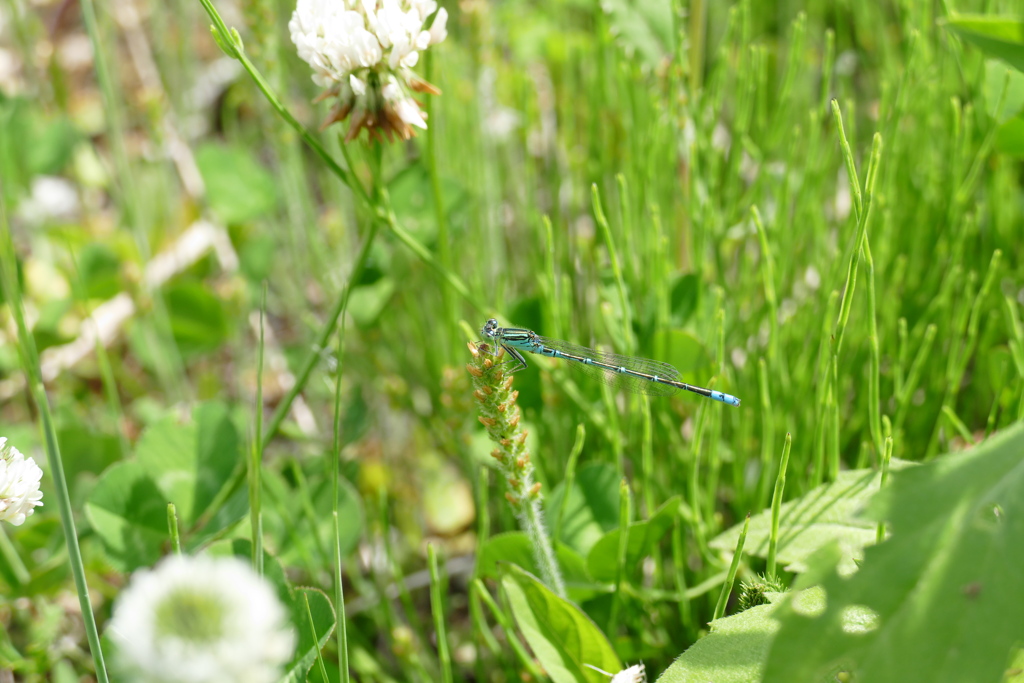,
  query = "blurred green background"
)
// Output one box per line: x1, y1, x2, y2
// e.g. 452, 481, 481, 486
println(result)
1, 0, 1023, 680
